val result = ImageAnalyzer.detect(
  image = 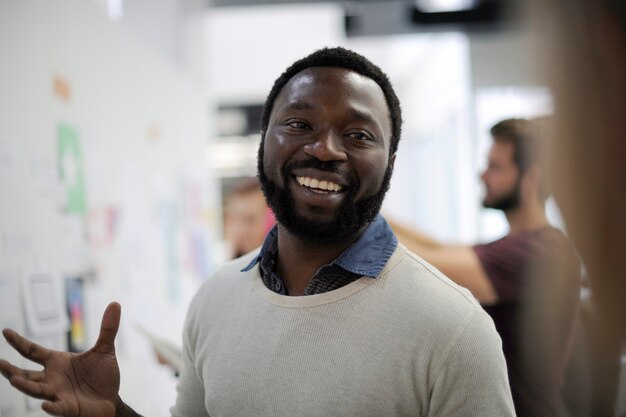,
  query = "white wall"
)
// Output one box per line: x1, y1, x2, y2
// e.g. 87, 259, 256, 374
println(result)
86, 0, 210, 86
469, 29, 540, 89
204, 3, 345, 104
0, 1, 216, 416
